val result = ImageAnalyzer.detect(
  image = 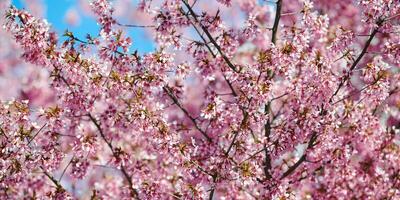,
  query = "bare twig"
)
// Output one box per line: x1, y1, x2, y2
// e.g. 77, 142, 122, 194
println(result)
261, 0, 283, 181
27, 123, 47, 145
331, 76, 383, 105
240, 146, 271, 164
263, 115, 273, 180
209, 176, 216, 200
58, 156, 75, 182
41, 166, 64, 191
329, 19, 384, 103
0, 126, 8, 140
163, 86, 213, 142
271, 0, 282, 45
280, 132, 318, 179
88, 114, 140, 199
181, 0, 239, 72
225, 131, 239, 156
116, 22, 155, 28
180, 7, 217, 58
225, 110, 249, 156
